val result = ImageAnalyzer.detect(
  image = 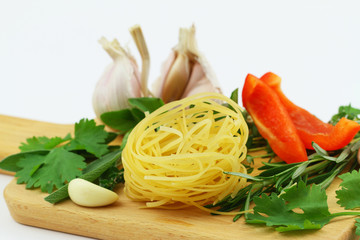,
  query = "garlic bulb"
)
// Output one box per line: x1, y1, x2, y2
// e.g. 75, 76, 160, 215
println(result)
92, 37, 142, 119
153, 25, 222, 103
